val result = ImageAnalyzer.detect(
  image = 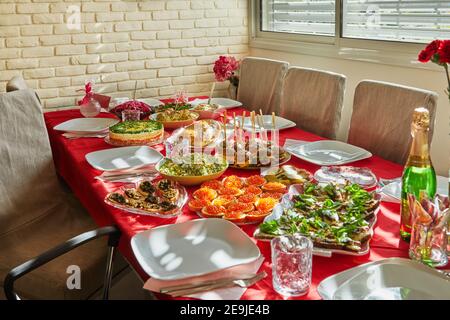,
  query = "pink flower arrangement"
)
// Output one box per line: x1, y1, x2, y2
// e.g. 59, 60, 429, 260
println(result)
418, 39, 450, 101
213, 56, 240, 83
